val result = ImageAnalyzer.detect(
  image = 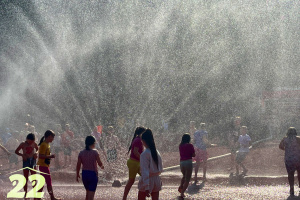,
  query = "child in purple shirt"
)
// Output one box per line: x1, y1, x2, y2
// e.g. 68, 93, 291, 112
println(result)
178, 133, 195, 199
